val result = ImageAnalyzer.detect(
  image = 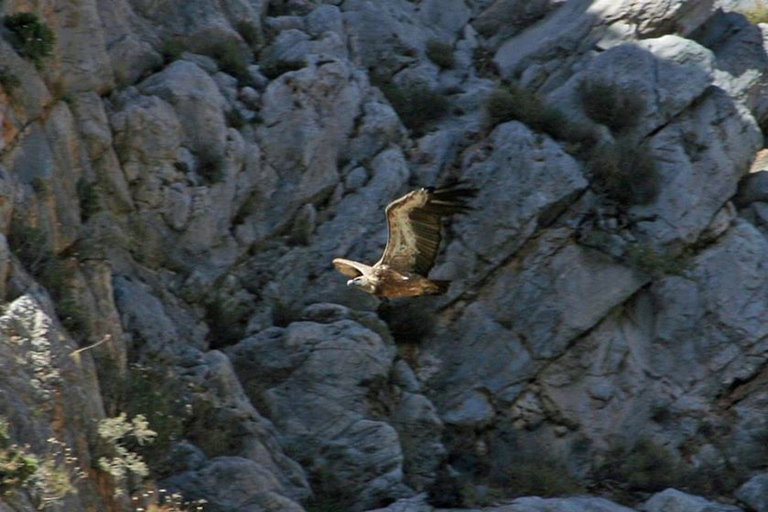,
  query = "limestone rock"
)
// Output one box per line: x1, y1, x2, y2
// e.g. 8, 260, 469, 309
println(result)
692, 9, 768, 123
51, 0, 115, 94
162, 456, 306, 511
736, 473, 768, 512
441, 121, 588, 277
226, 315, 411, 509
138, 60, 228, 156
0, 293, 106, 509
641, 488, 744, 512
494, 0, 716, 84
549, 36, 715, 138
257, 60, 364, 214
636, 86, 761, 247
472, 0, 566, 41
506, 496, 639, 512
391, 392, 446, 491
